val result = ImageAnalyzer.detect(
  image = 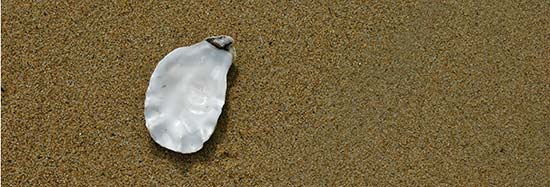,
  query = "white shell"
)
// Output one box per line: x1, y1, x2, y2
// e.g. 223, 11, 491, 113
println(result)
145, 36, 234, 154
